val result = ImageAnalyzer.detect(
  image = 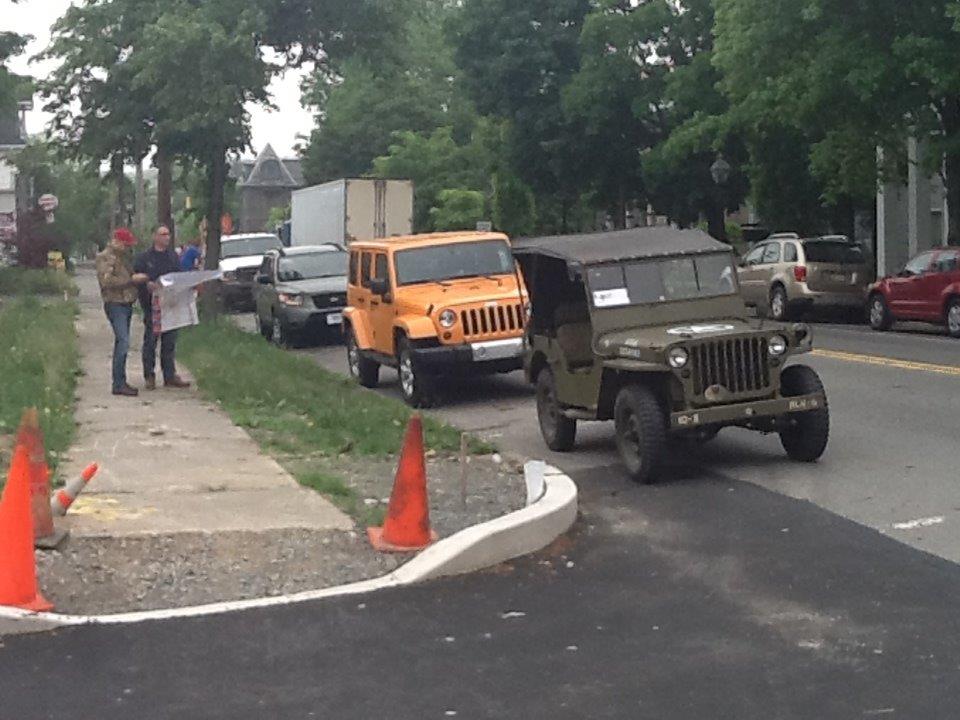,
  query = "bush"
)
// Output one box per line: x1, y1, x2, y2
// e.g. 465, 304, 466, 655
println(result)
0, 267, 77, 297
